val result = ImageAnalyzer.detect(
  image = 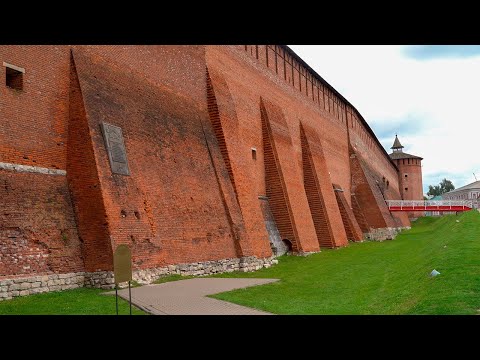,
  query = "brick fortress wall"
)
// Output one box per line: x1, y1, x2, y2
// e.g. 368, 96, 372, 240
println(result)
0, 45, 415, 300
